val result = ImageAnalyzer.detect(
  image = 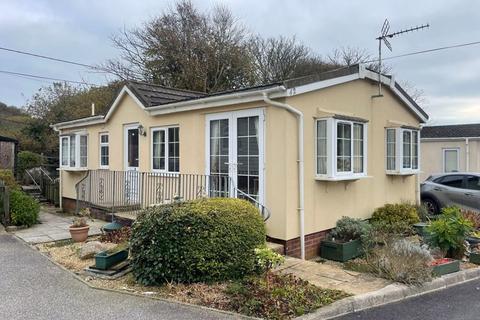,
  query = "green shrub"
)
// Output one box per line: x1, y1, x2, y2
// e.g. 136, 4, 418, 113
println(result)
365, 239, 433, 285
10, 190, 40, 227
254, 246, 285, 273
427, 206, 473, 258
370, 203, 420, 235
0, 169, 20, 190
330, 216, 370, 242
17, 151, 43, 179
130, 198, 266, 284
